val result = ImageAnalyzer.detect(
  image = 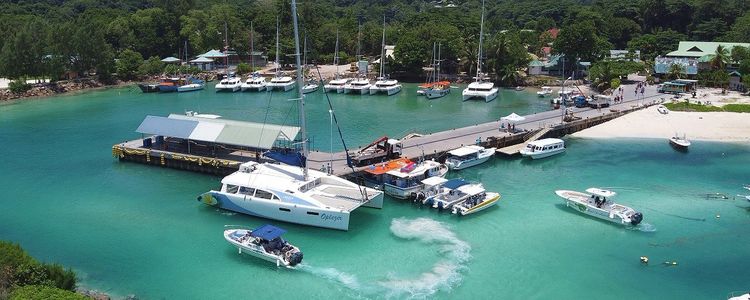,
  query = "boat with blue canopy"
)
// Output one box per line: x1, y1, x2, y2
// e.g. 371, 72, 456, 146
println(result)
223, 224, 303, 268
